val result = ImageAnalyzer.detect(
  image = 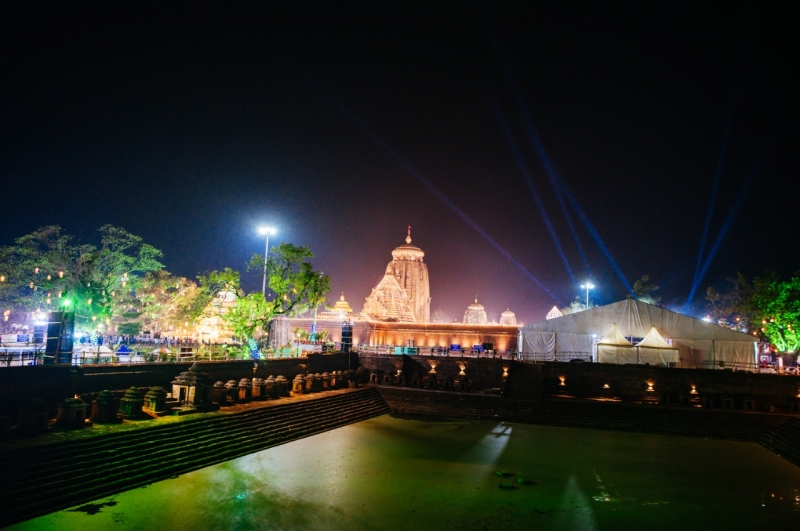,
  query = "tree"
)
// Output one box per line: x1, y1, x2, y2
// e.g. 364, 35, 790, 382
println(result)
630, 275, 660, 305
213, 243, 330, 349
560, 298, 586, 315
705, 272, 751, 330
742, 271, 800, 352
247, 243, 330, 319
0, 225, 164, 332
